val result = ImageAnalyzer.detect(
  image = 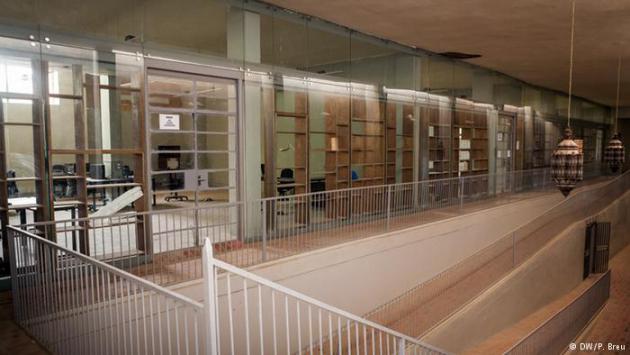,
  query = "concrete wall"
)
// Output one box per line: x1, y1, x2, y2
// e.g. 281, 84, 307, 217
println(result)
421, 190, 630, 353
173, 192, 562, 316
